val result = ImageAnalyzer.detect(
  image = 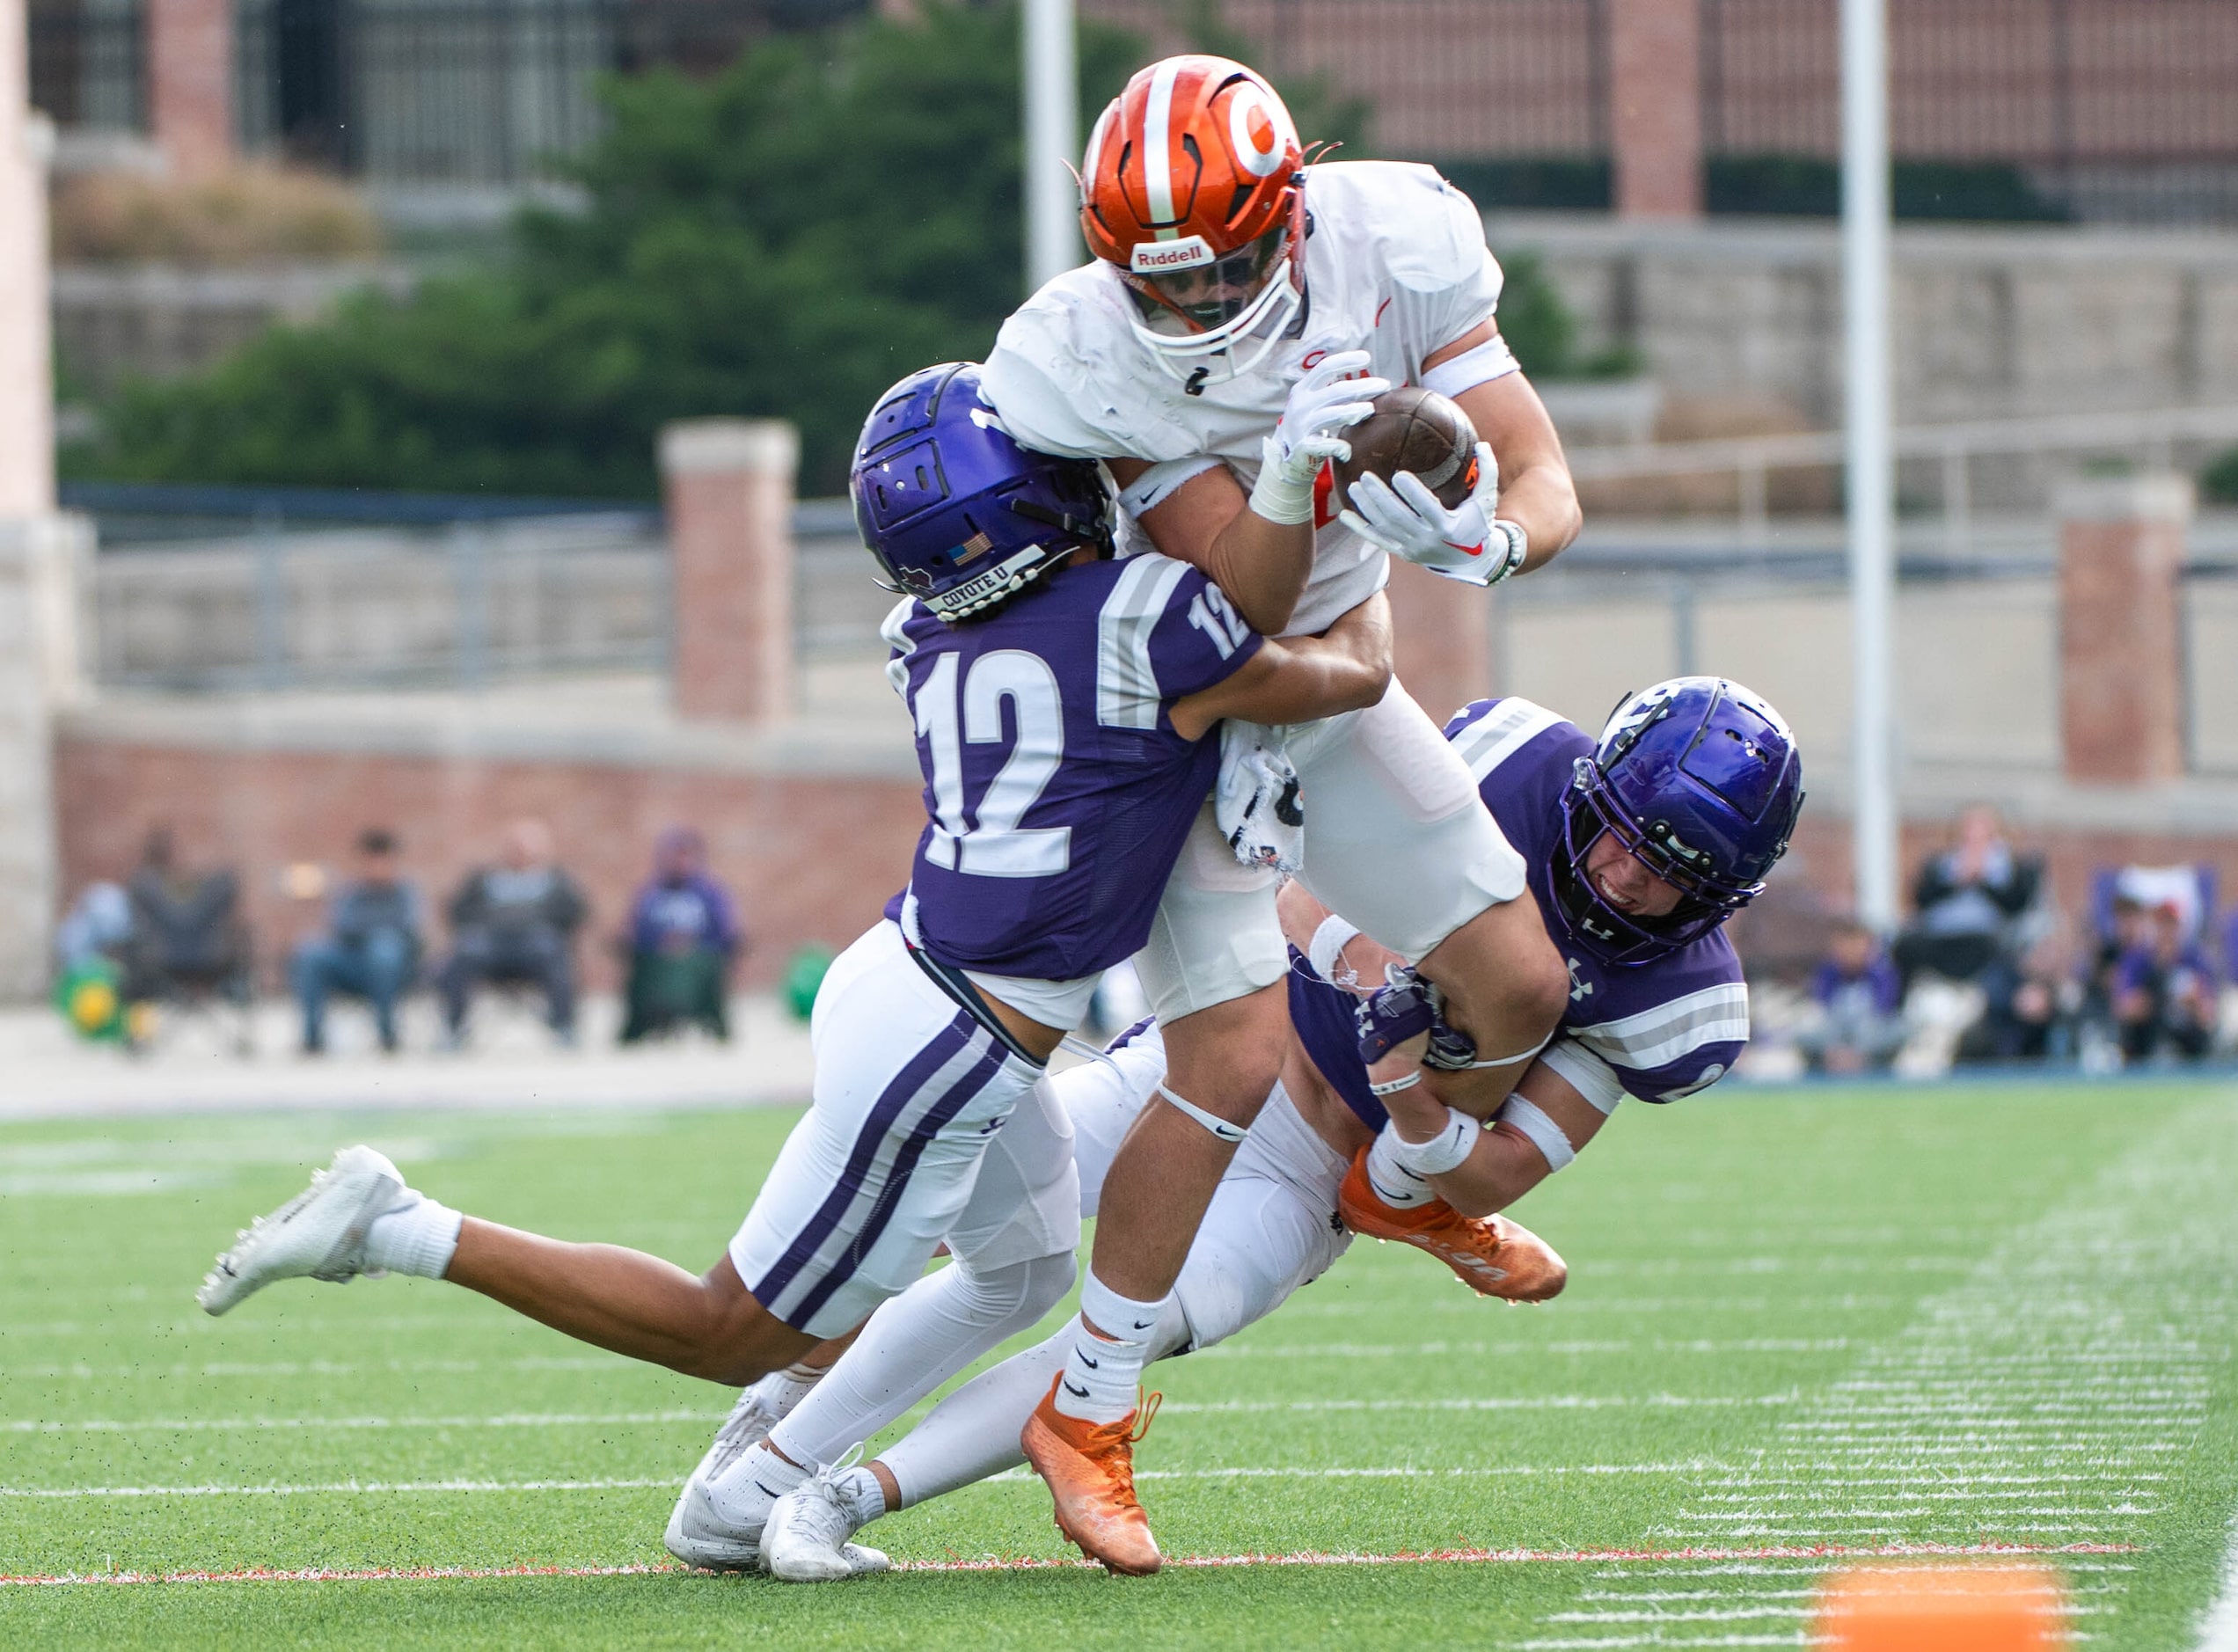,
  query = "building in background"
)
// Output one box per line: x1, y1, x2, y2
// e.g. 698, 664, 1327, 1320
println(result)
30, 0, 870, 194
24, 0, 2238, 223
